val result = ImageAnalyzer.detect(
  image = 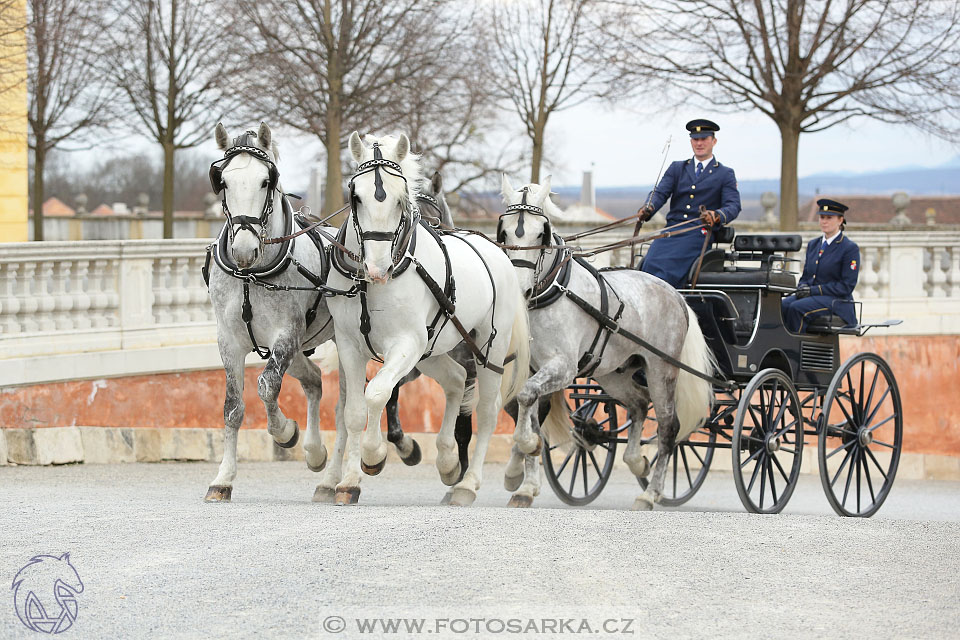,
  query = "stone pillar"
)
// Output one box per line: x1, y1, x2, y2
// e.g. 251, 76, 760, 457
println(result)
890, 192, 911, 225
0, 0, 28, 242
761, 191, 778, 225
888, 238, 926, 298
580, 168, 595, 208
